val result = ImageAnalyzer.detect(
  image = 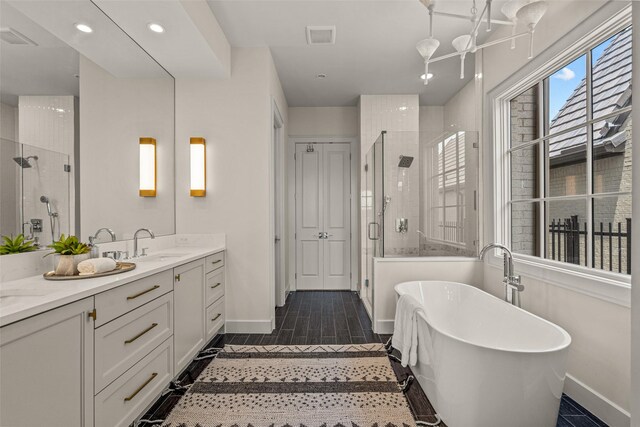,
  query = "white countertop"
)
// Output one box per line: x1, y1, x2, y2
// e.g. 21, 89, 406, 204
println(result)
0, 244, 225, 327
